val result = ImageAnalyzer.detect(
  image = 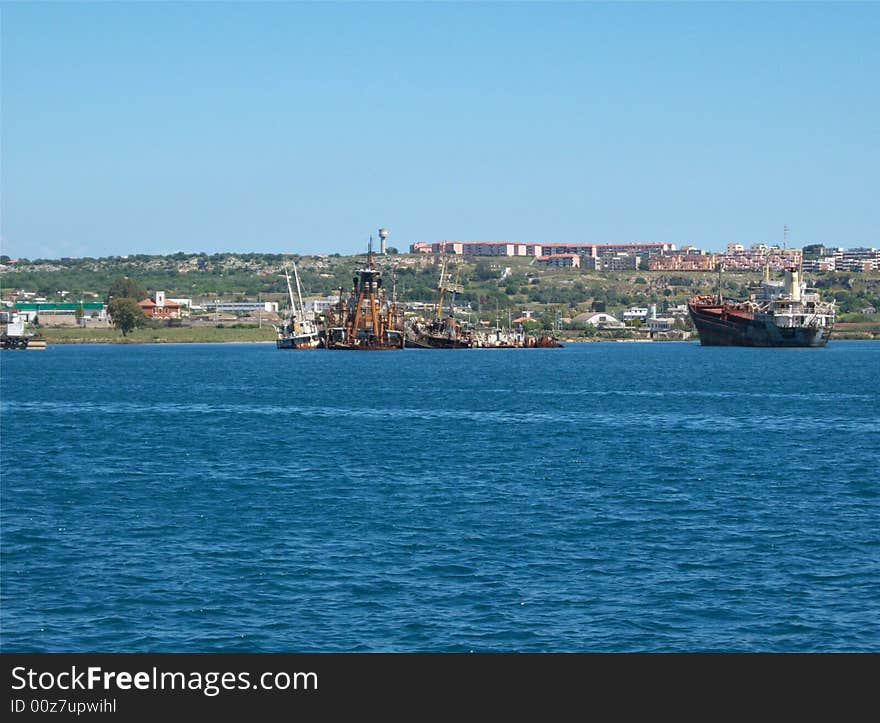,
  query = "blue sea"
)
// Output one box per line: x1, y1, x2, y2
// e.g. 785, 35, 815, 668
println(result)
1, 341, 878, 652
